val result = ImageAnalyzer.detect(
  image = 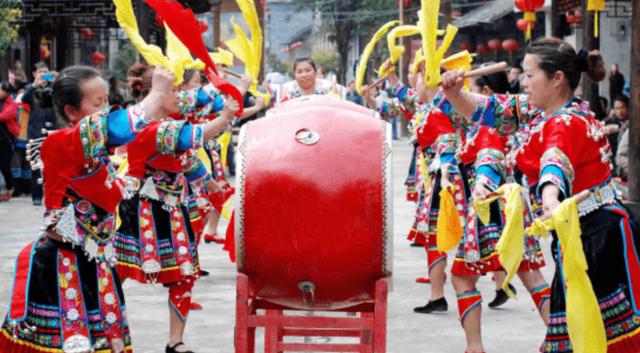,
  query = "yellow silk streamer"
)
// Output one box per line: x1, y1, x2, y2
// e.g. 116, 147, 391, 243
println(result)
411, 48, 425, 74
187, 48, 235, 70
442, 50, 473, 91
355, 20, 400, 95
217, 131, 232, 168
225, 0, 269, 104
526, 198, 607, 353
197, 148, 212, 174
113, 0, 183, 85
378, 25, 421, 78
420, 0, 458, 88
492, 184, 525, 298
588, 0, 605, 38
436, 186, 463, 252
